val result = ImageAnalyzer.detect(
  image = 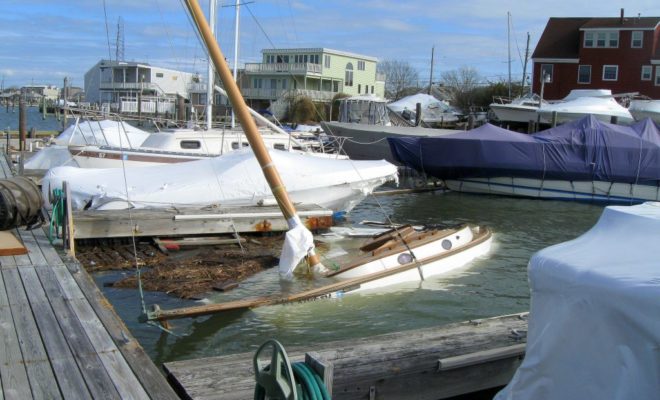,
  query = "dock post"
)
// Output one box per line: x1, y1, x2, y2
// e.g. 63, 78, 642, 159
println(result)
177, 96, 186, 125
610, 116, 618, 125
62, 77, 68, 130
19, 98, 26, 151
551, 111, 558, 127
415, 102, 422, 126
467, 114, 475, 130
63, 181, 75, 257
